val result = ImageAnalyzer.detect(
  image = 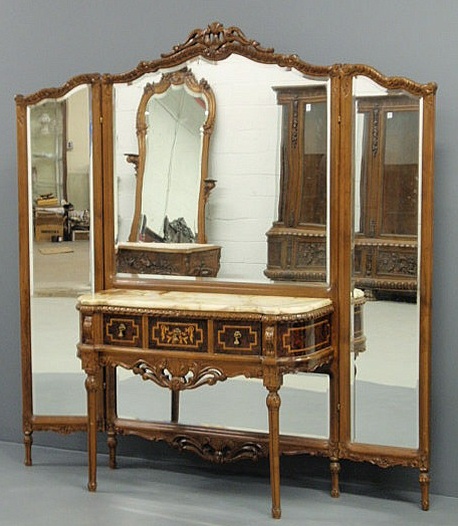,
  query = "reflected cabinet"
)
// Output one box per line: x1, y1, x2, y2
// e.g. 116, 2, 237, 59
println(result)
17, 22, 436, 518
